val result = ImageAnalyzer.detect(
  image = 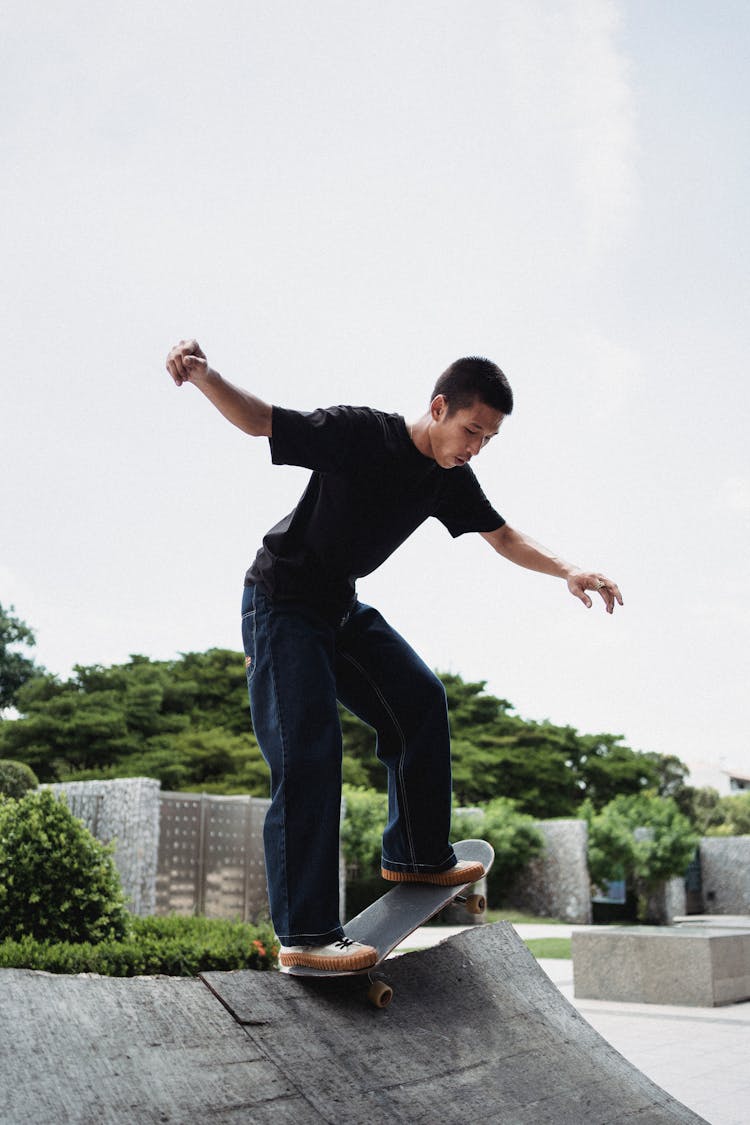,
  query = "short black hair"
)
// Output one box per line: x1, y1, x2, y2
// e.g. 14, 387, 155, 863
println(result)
431, 356, 513, 416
